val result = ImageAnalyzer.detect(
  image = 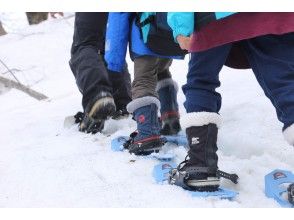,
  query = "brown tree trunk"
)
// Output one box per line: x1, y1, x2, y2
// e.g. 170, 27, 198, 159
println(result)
26, 12, 48, 25
0, 21, 6, 36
